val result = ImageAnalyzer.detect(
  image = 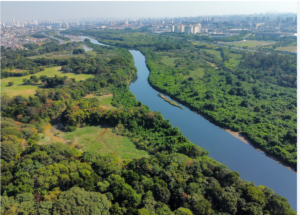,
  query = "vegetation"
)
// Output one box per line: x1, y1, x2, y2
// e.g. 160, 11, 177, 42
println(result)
1, 67, 94, 97
1, 42, 80, 78
73, 48, 85, 54
1, 30, 295, 214
63, 30, 297, 169
61, 126, 149, 159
